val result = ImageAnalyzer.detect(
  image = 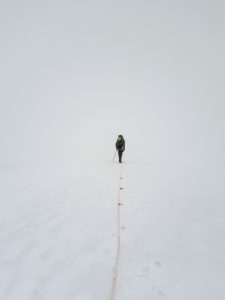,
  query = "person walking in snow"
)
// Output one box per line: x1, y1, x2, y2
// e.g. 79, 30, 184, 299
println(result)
116, 135, 125, 163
